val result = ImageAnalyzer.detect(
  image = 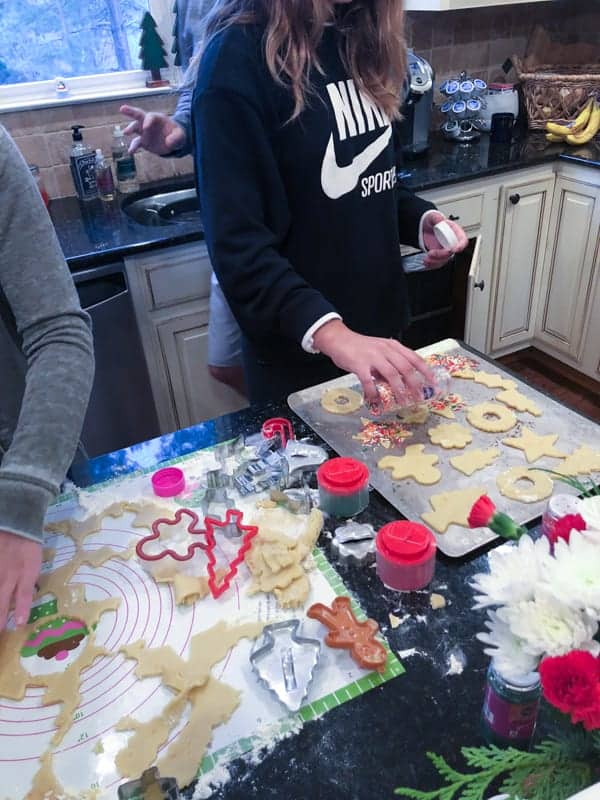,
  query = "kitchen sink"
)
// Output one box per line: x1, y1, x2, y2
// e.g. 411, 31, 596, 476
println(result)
122, 188, 201, 227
